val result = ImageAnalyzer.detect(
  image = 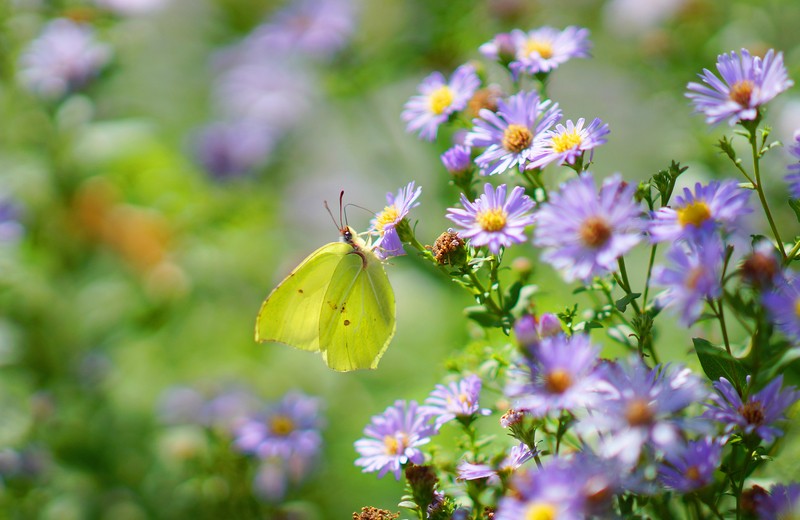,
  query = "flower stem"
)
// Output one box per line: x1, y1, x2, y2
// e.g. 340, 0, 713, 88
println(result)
748, 128, 787, 259
615, 257, 642, 315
